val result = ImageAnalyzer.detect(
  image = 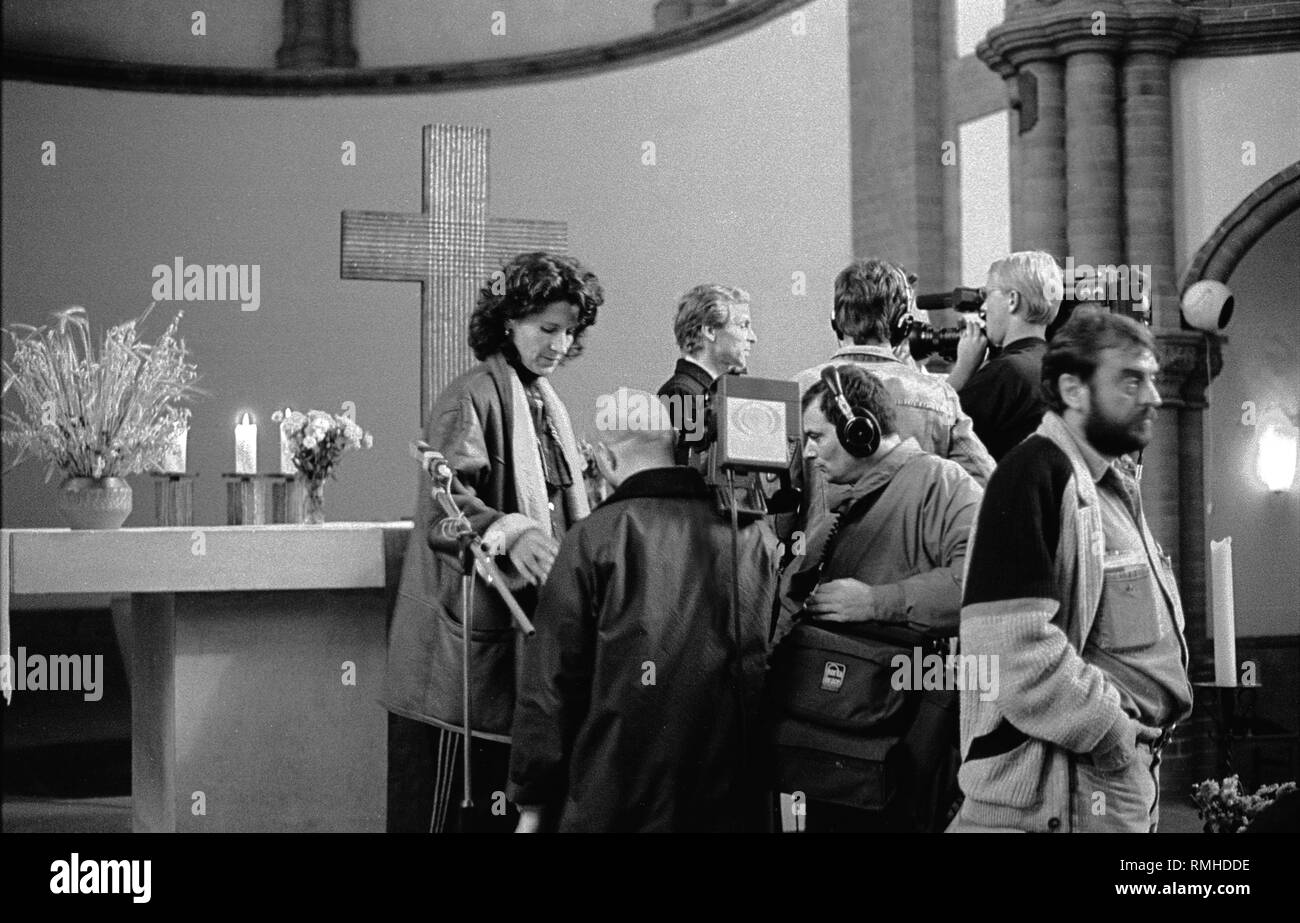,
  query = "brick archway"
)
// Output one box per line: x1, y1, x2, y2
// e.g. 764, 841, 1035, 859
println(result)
1181, 161, 1300, 290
